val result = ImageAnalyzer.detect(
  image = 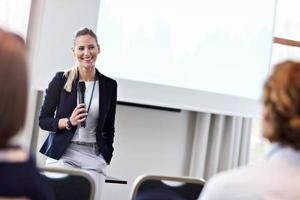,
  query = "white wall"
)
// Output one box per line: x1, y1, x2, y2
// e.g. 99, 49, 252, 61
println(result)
102, 105, 195, 199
